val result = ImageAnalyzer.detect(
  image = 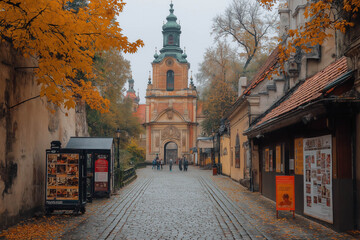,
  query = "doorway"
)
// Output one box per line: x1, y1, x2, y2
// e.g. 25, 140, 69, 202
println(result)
164, 142, 178, 164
